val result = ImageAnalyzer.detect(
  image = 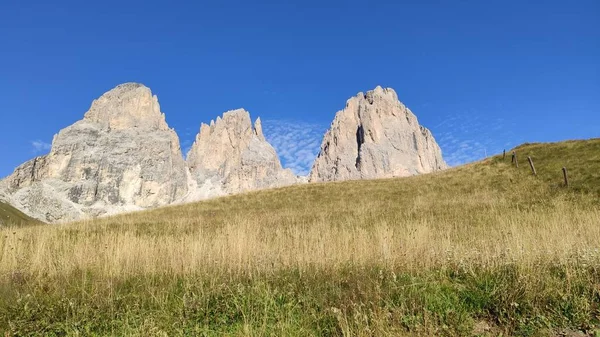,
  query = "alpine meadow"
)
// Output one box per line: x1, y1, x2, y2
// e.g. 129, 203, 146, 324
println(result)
1, 2, 599, 336
1, 139, 599, 336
